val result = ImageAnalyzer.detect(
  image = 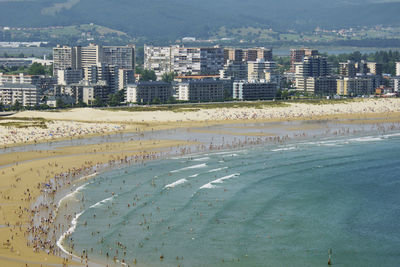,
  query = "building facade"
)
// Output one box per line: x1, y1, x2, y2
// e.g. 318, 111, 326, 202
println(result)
126, 81, 172, 103
232, 81, 277, 100
178, 80, 224, 102
0, 83, 38, 106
